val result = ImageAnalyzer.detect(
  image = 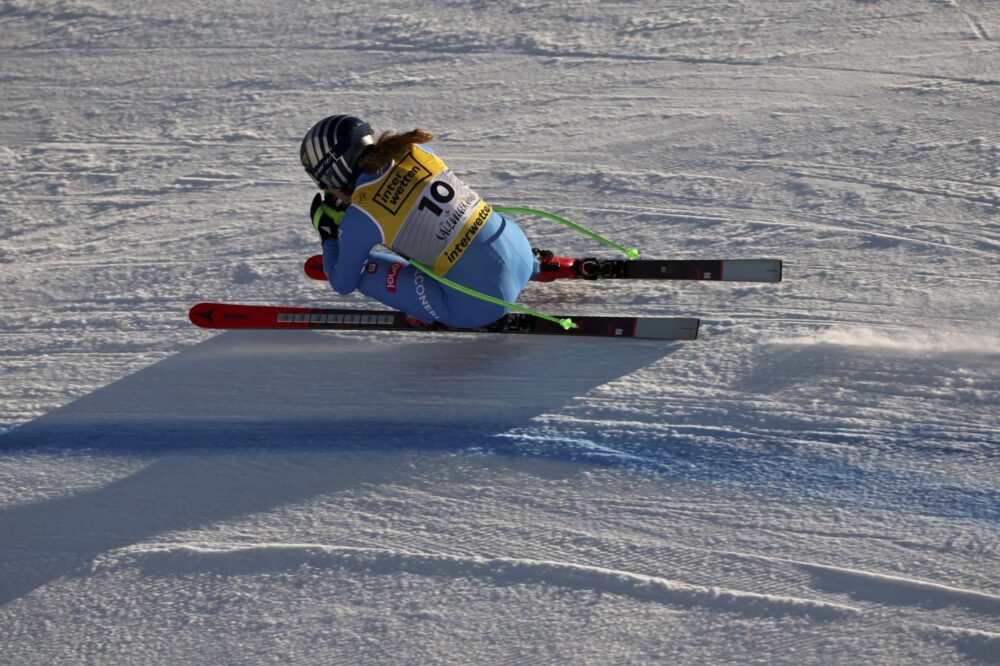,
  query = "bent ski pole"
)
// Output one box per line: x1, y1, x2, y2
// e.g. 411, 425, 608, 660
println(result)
494, 206, 641, 259
408, 260, 577, 330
